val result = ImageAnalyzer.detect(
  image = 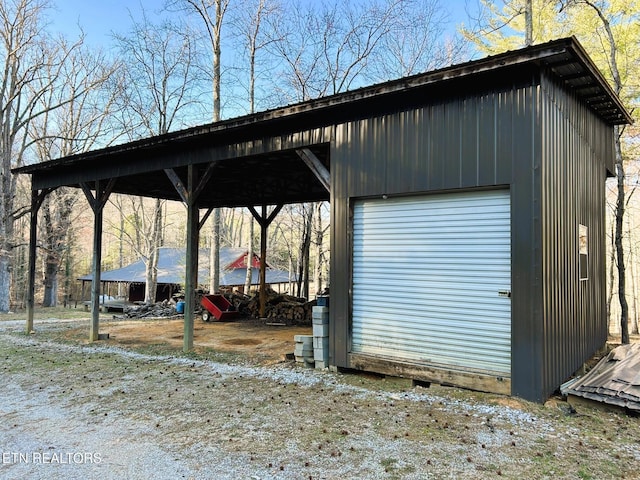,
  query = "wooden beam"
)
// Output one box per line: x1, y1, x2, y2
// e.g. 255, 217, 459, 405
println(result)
192, 162, 217, 200
266, 204, 284, 225
100, 178, 117, 206
248, 205, 264, 227
199, 206, 214, 231
248, 204, 283, 228
80, 178, 116, 210
349, 353, 512, 396
166, 163, 217, 205
296, 148, 330, 192
80, 182, 97, 210
165, 169, 189, 204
